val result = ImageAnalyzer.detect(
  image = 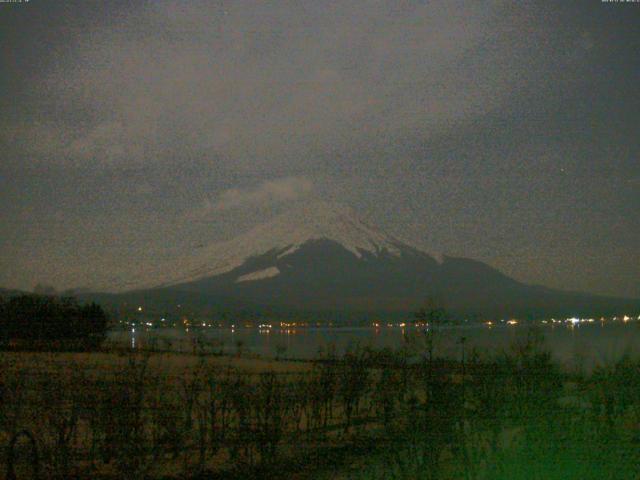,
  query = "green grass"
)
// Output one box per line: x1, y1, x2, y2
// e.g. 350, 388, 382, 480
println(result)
339, 413, 640, 480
